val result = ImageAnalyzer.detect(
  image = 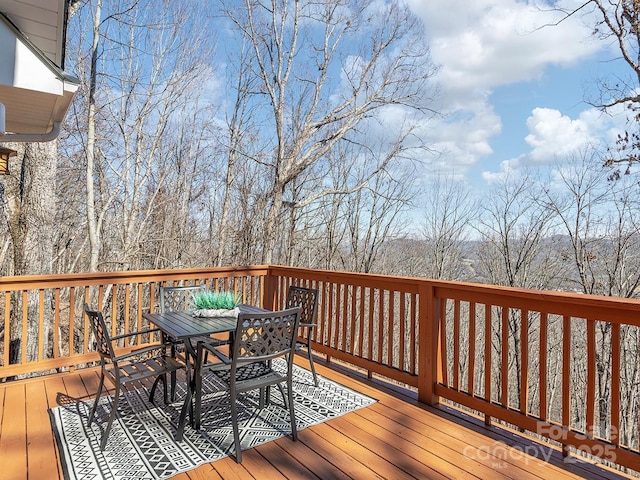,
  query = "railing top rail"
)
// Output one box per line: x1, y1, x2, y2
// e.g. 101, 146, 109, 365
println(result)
269, 265, 640, 311
267, 265, 431, 292
431, 284, 640, 325
0, 265, 271, 291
